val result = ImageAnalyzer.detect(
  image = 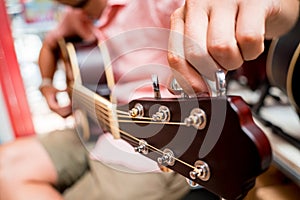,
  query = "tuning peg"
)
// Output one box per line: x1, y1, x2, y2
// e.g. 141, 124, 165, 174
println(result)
186, 178, 200, 188
215, 69, 227, 97
169, 78, 189, 98
134, 140, 148, 155
157, 148, 175, 166
152, 74, 161, 99
152, 106, 170, 122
